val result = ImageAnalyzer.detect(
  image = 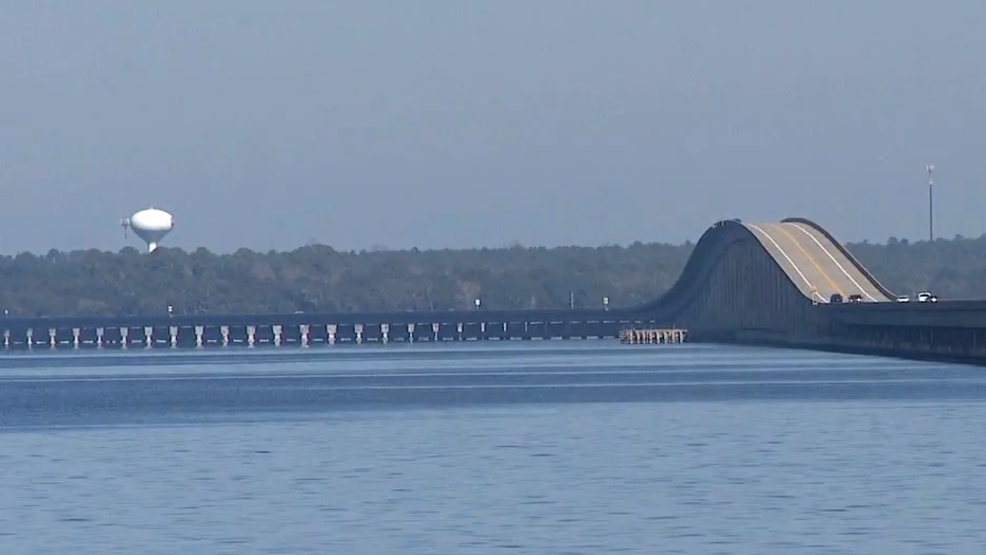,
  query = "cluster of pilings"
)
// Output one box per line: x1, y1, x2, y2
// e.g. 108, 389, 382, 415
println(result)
619, 328, 688, 345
